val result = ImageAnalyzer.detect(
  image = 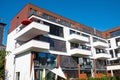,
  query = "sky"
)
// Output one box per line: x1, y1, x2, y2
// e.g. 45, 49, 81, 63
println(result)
0, 0, 120, 45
